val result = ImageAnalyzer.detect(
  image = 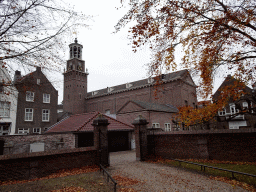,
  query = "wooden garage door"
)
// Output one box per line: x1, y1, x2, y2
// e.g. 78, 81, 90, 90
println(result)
108, 131, 129, 152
